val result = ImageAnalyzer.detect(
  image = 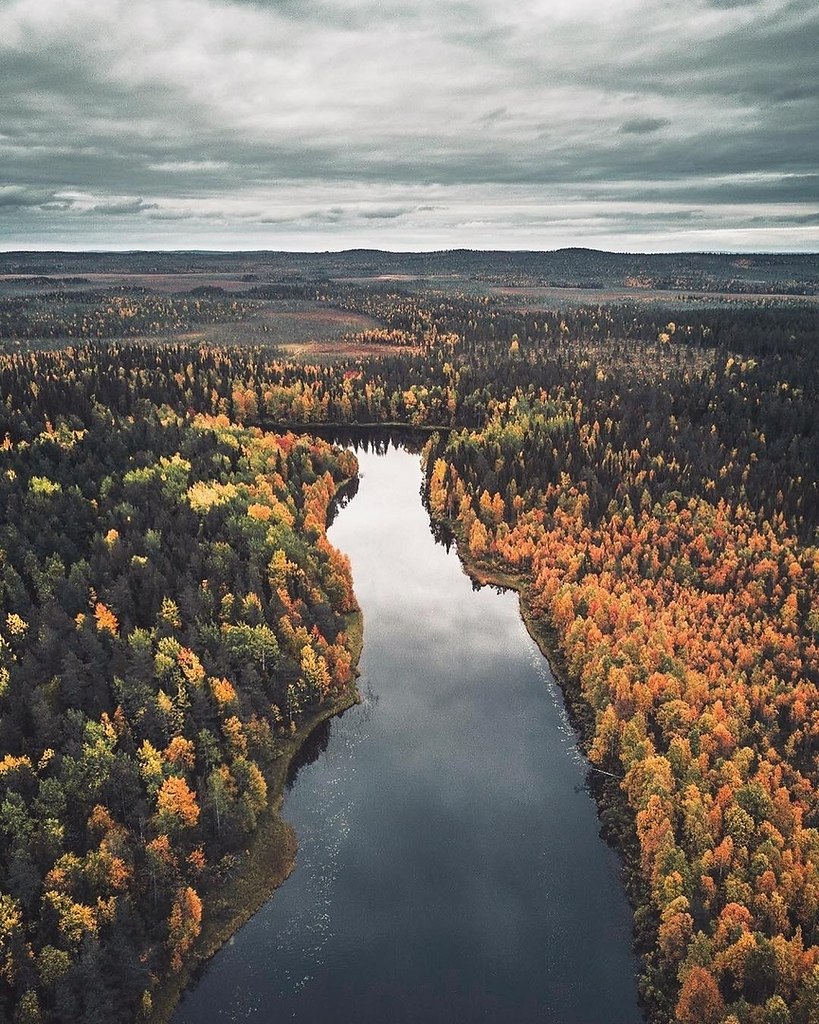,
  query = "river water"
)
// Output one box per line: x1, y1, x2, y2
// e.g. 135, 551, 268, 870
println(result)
174, 439, 641, 1024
